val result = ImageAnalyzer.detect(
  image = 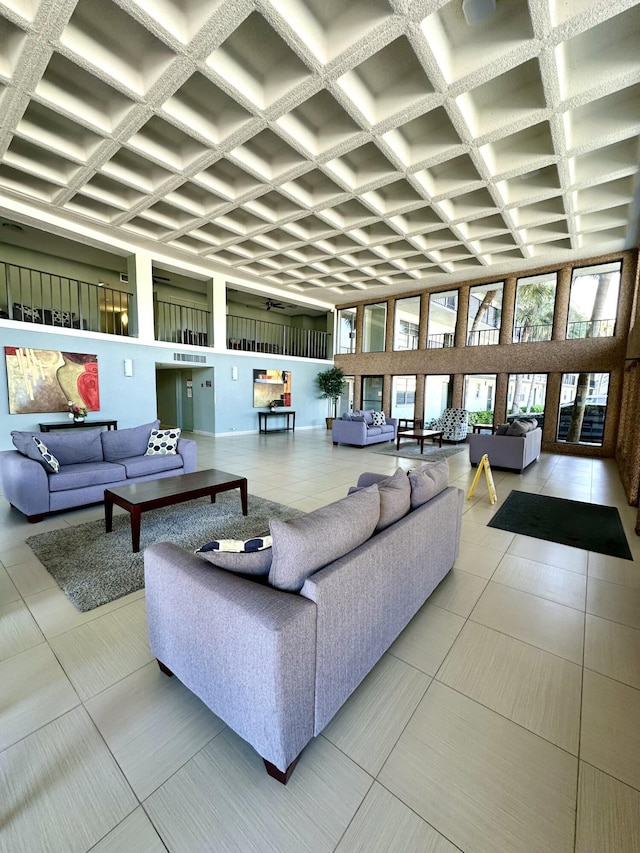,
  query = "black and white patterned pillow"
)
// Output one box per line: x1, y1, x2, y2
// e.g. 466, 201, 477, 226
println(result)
198, 536, 272, 554
372, 411, 386, 426
145, 428, 181, 456
32, 436, 60, 473
196, 536, 272, 575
